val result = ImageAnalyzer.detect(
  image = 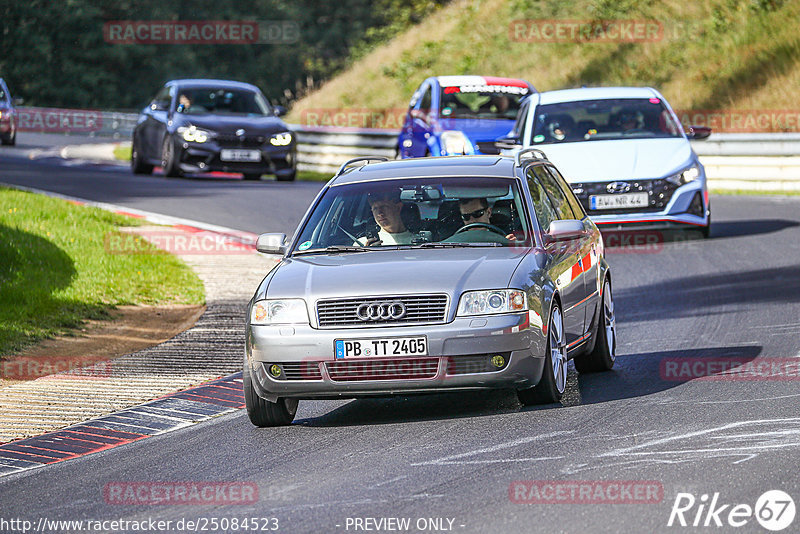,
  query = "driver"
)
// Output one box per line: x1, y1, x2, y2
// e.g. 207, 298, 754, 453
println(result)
356, 189, 414, 246
459, 198, 516, 240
